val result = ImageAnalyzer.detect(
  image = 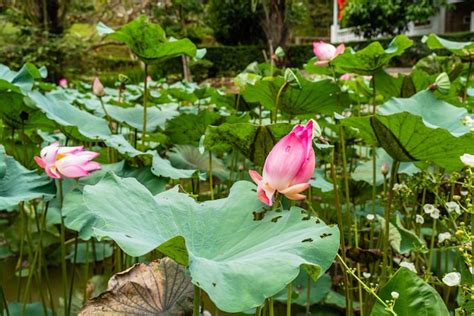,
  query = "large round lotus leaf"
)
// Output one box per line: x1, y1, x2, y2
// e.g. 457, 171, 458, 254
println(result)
63, 173, 340, 312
